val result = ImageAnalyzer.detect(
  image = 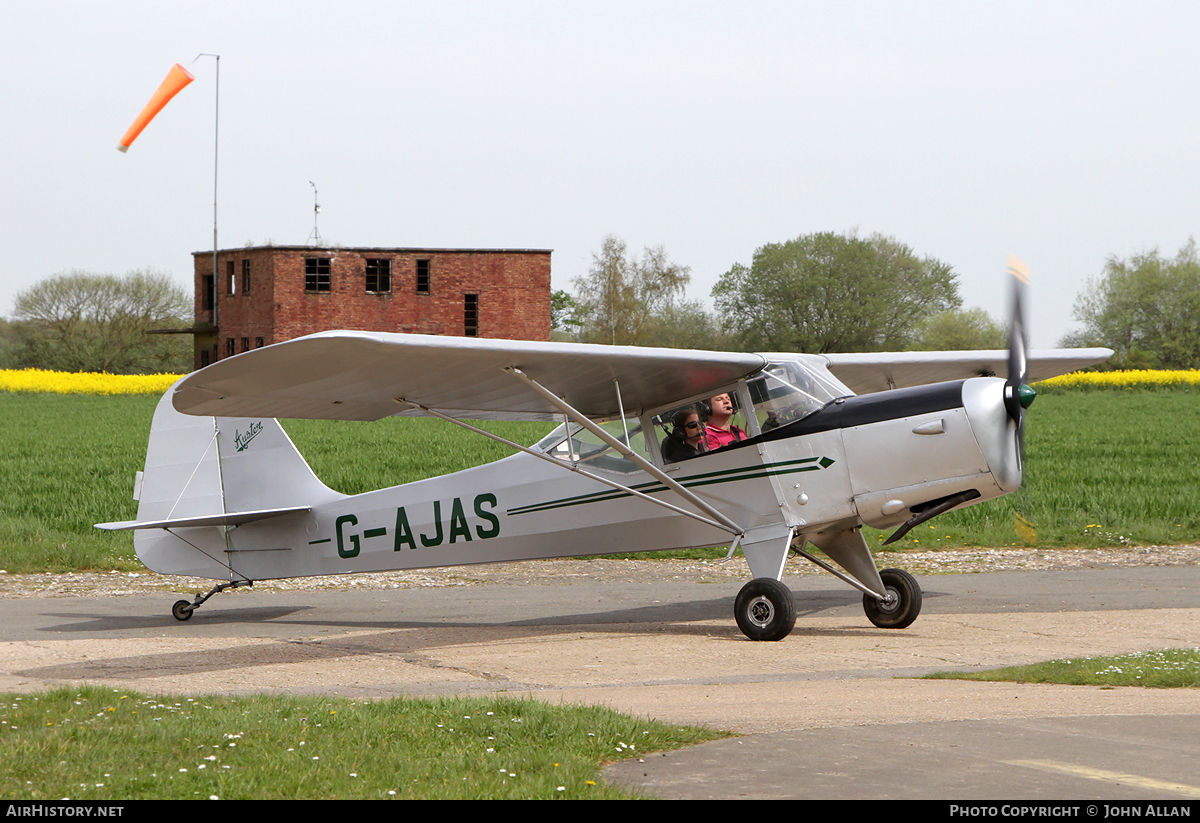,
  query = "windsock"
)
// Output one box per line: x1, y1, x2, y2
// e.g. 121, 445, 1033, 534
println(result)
117, 63, 194, 152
